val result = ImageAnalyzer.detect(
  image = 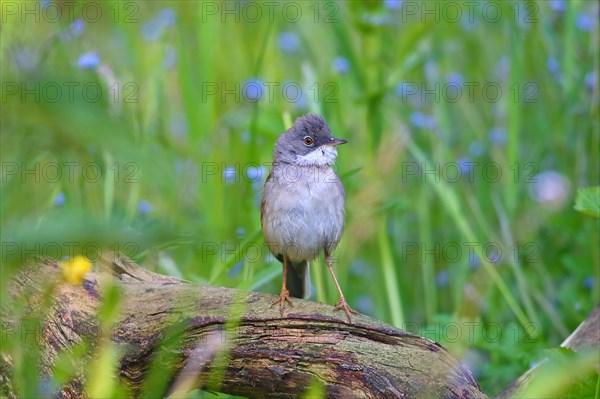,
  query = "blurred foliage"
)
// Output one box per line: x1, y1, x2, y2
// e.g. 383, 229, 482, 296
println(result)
575, 186, 600, 216
1, 0, 599, 398
517, 348, 600, 398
